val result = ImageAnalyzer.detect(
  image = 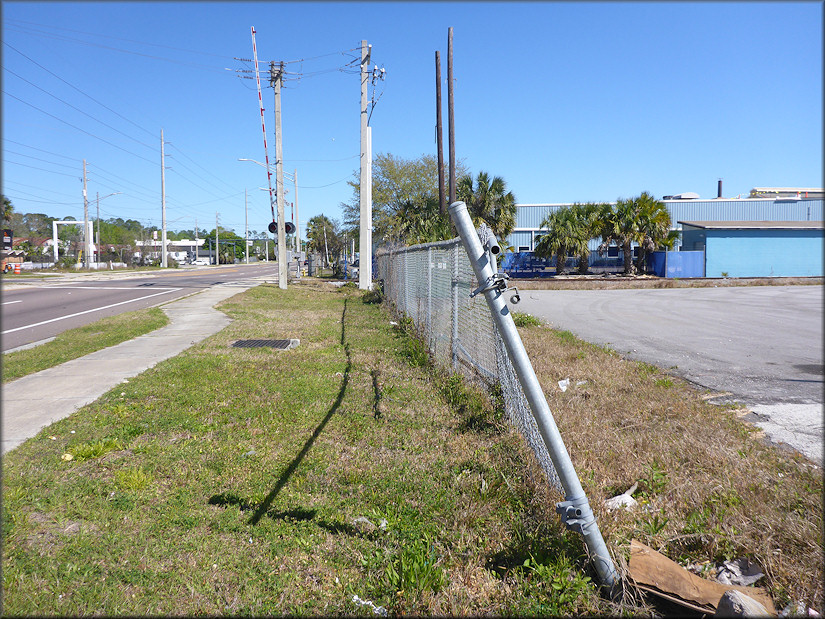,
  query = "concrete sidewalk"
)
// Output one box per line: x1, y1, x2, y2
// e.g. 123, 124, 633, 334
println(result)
2, 282, 257, 455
